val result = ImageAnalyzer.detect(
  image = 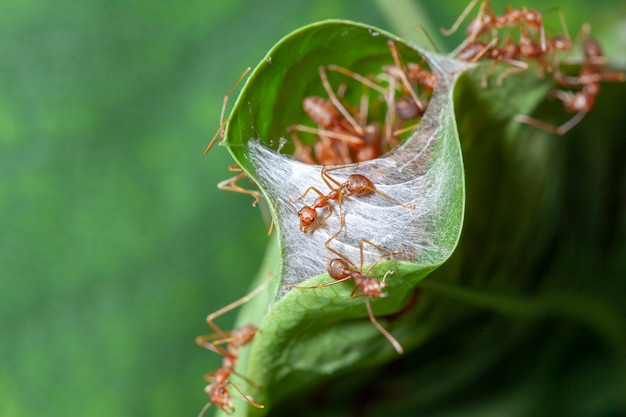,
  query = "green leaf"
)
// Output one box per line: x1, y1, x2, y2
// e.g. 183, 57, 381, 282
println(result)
218, 20, 467, 416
